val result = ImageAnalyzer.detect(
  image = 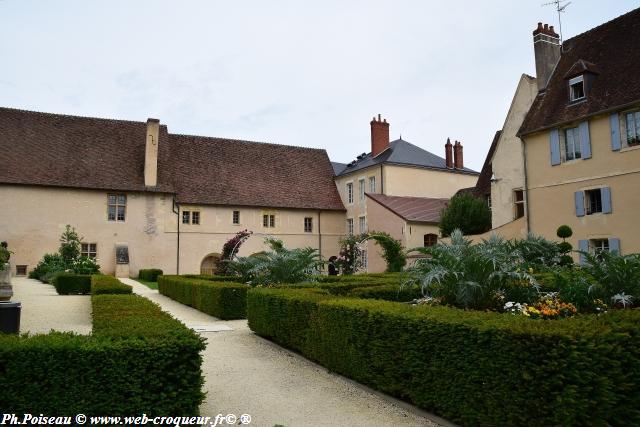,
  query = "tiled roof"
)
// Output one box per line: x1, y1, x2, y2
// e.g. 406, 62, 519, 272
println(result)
336, 138, 477, 176
520, 8, 640, 135
331, 161, 348, 175
0, 107, 345, 211
366, 193, 448, 223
